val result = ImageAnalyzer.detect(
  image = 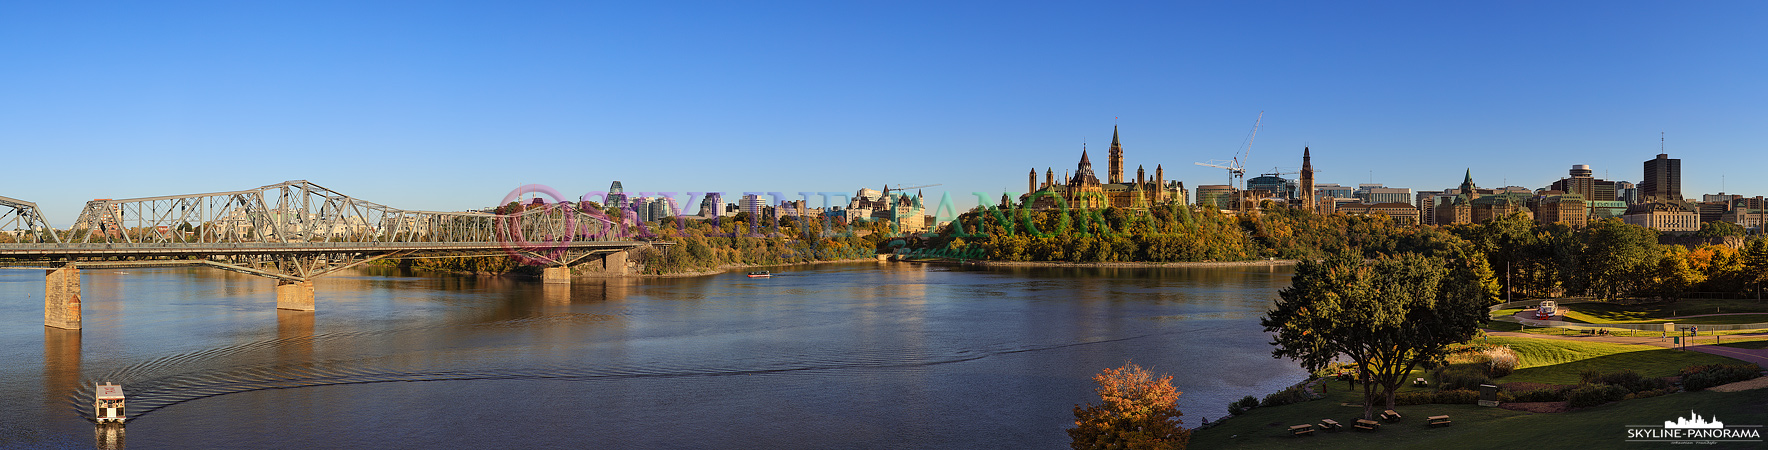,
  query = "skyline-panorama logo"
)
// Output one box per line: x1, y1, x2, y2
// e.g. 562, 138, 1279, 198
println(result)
1626, 410, 1762, 445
